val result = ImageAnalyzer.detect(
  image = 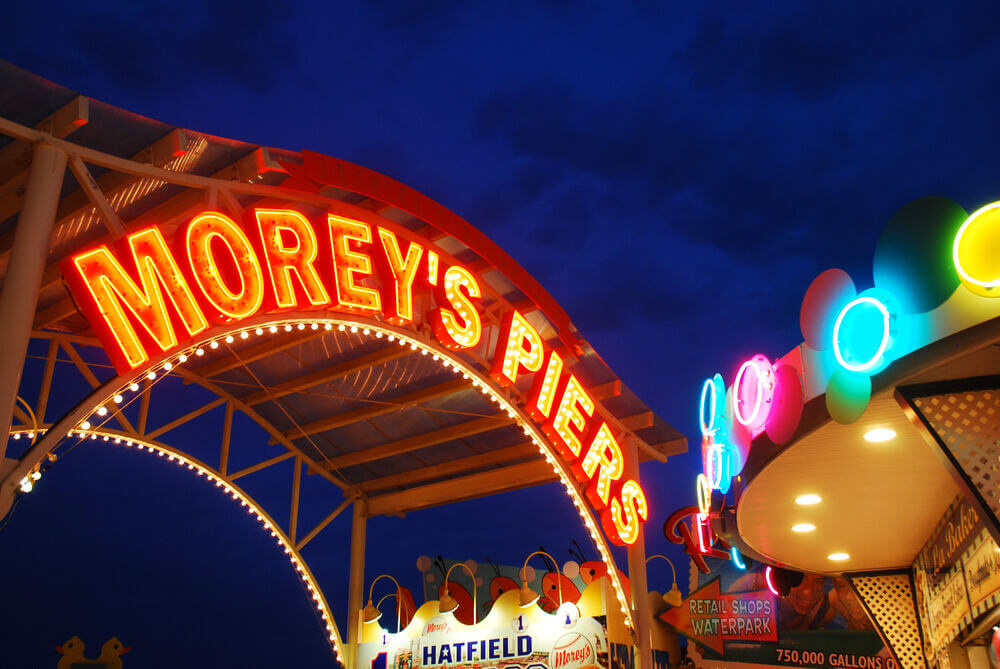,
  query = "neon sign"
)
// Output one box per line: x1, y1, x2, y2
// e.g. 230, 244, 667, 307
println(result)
664, 505, 732, 573
677, 197, 1000, 580
763, 566, 779, 596
733, 355, 774, 432
953, 202, 1000, 296
832, 294, 895, 373
62, 208, 648, 545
